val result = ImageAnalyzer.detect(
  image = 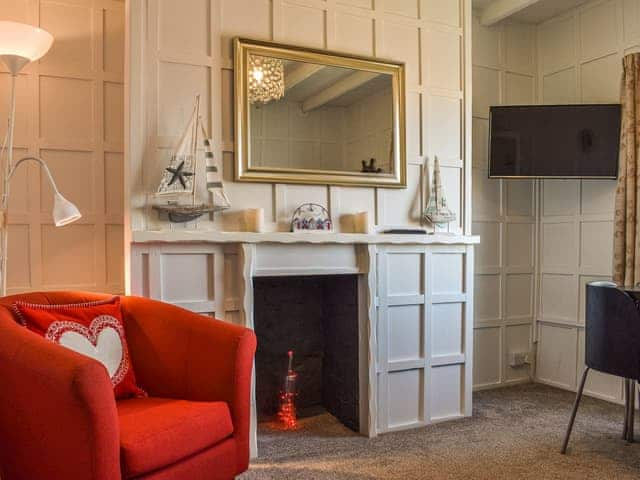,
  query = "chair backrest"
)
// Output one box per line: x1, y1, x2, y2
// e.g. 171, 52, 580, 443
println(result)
585, 282, 640, 379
